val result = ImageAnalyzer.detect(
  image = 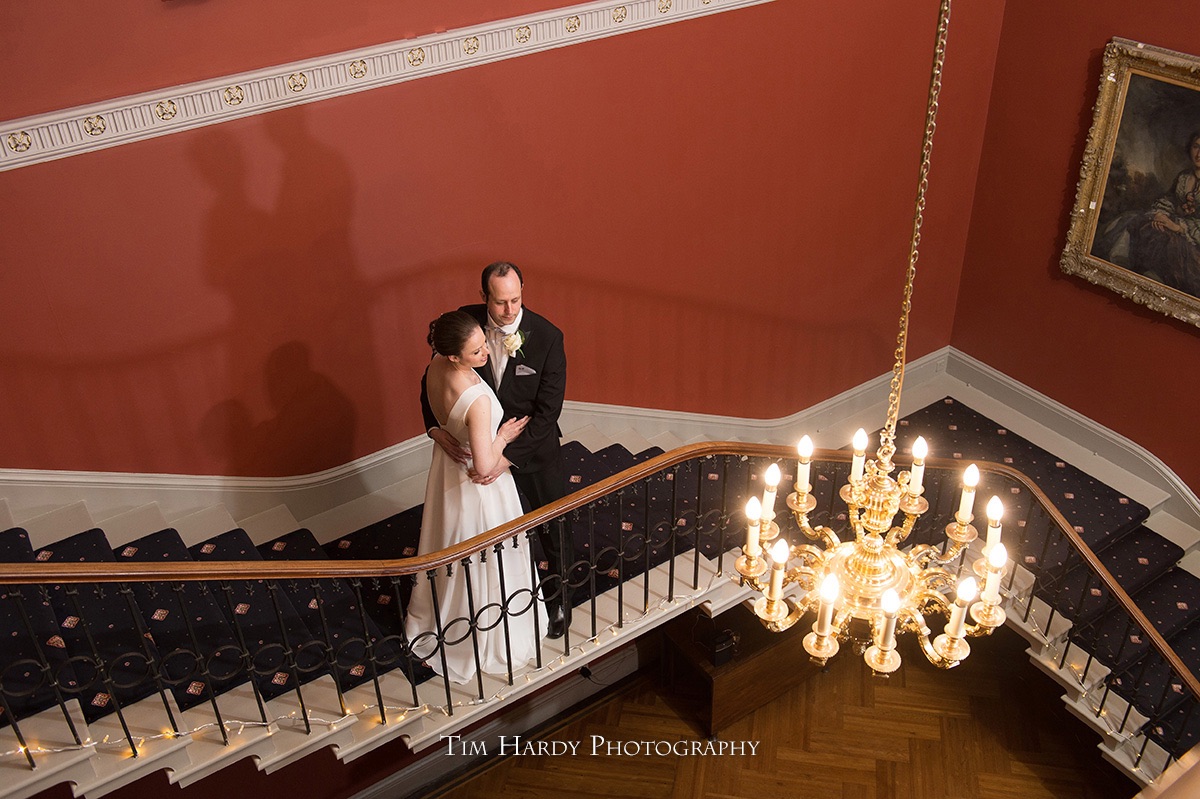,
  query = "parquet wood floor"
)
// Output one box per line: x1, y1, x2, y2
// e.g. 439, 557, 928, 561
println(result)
430, 627, 1138, 799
